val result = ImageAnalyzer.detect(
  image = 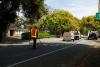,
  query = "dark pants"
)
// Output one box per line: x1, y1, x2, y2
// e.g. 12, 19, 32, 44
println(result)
32, 38, 37, 48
